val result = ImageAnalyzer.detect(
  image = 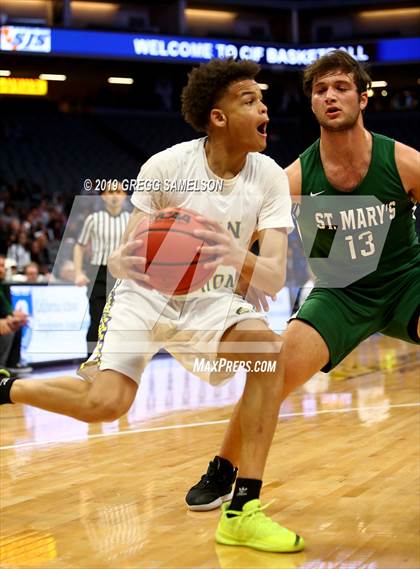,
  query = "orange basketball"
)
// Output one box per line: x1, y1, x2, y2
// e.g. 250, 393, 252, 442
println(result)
133, 207, 217, 295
